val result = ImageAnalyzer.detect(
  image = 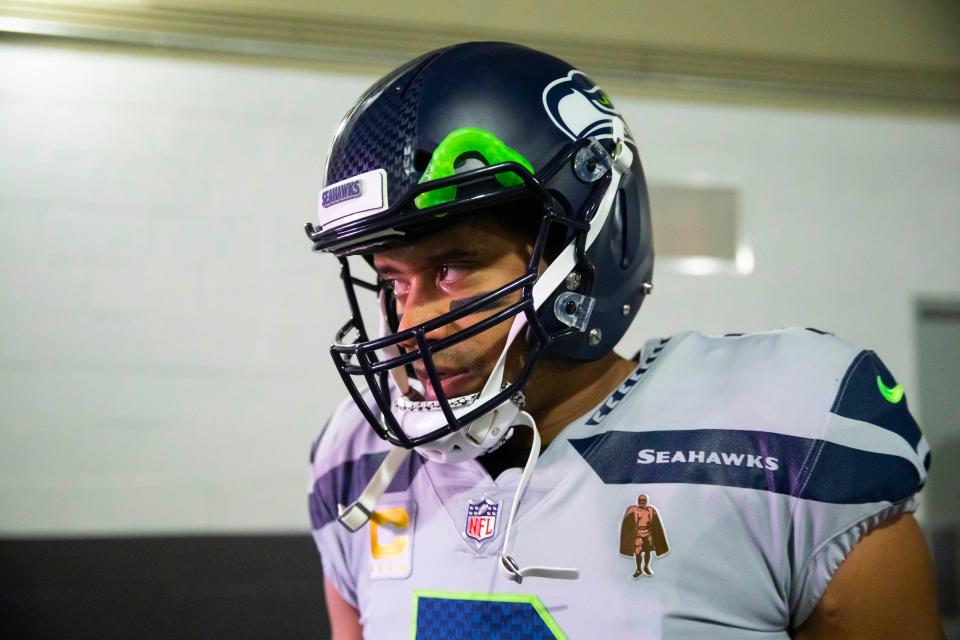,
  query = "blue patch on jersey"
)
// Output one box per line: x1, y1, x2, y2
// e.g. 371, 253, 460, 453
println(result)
831, 350, 922, 450
569, 429, 921, 505
414, 596, 559, 640
309, 451, 424, 529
